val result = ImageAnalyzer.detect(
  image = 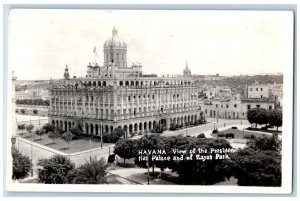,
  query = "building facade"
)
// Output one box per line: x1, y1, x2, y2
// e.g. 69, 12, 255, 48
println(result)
48, 28, 203, 136
16, 89, 50, 101
200, 94, 275, 120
